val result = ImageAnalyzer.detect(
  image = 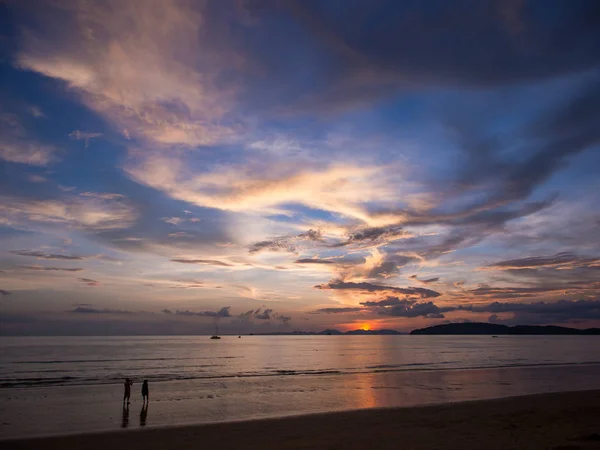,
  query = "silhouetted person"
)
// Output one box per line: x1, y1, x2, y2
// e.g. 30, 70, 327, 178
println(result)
141, 379, 149, 404
140, 403, 148, 427
121, 404, 130, 428
123, 378, 133, 404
